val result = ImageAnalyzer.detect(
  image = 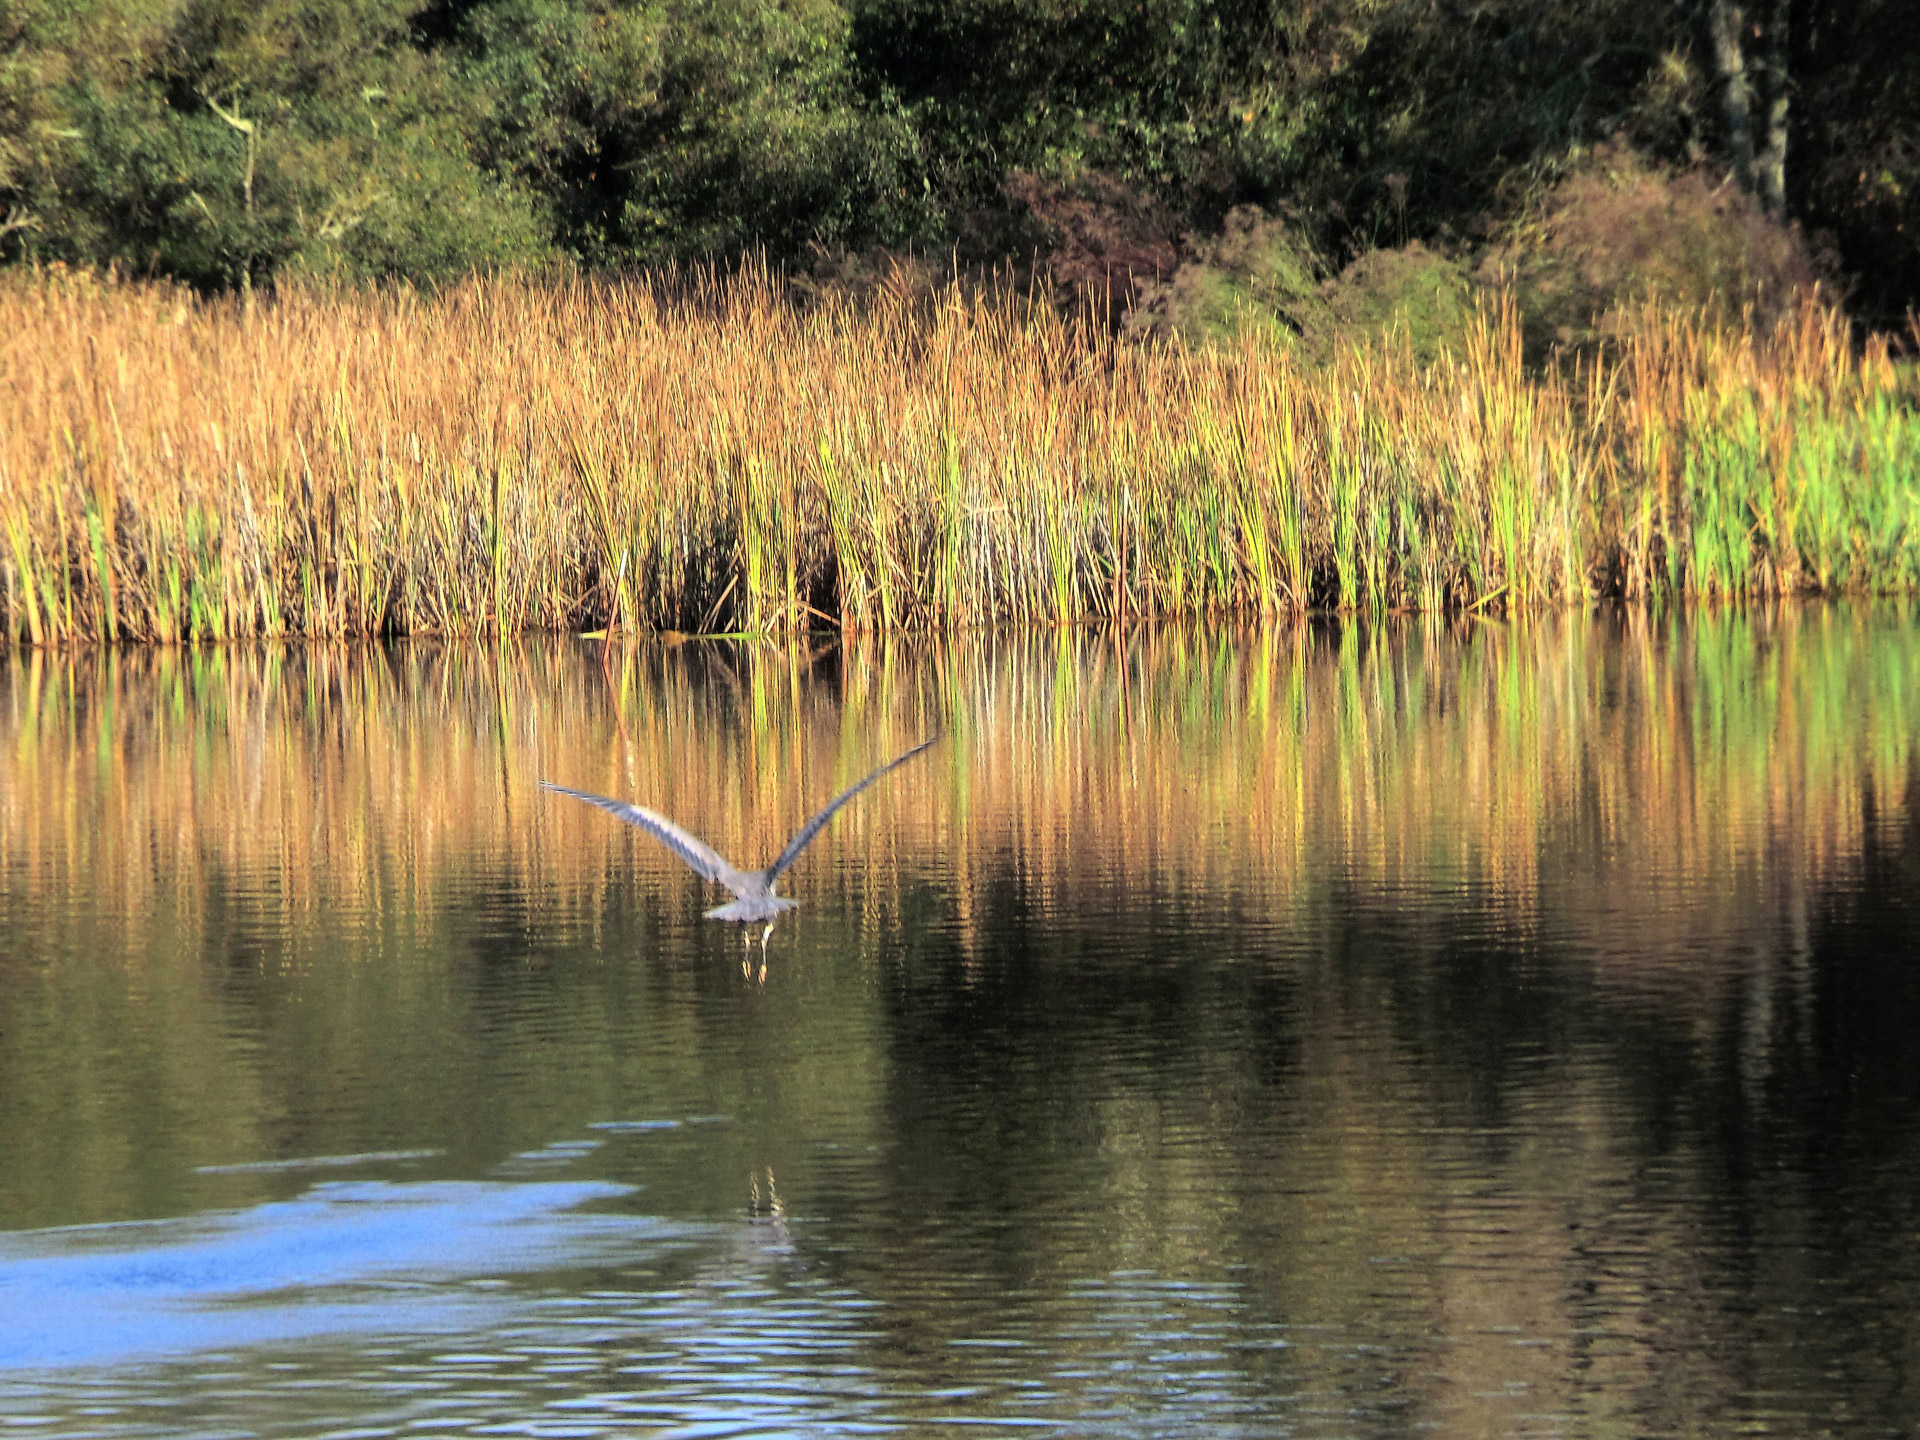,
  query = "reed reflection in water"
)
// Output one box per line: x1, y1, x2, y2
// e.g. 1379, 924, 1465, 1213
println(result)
0, 605, 1916, 1438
